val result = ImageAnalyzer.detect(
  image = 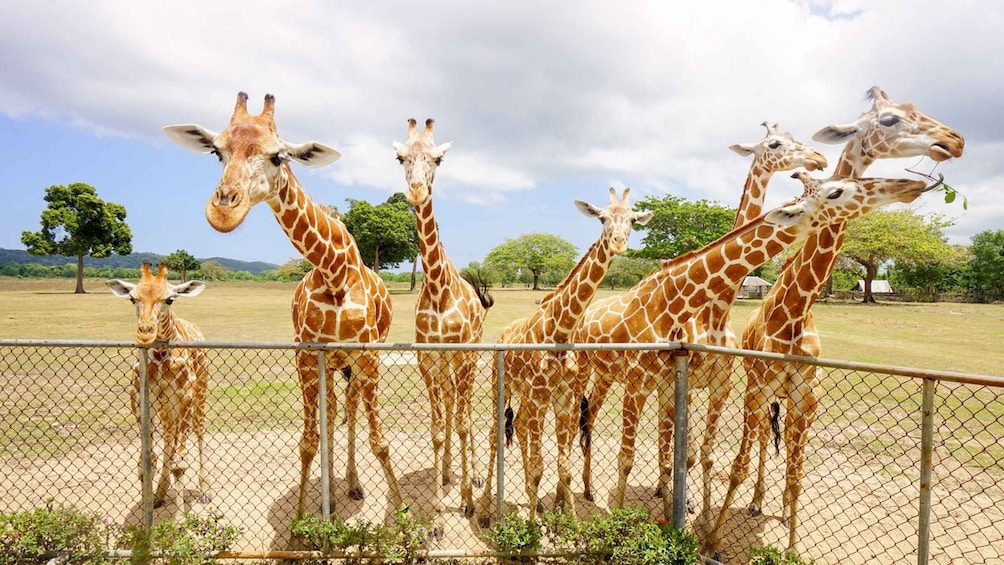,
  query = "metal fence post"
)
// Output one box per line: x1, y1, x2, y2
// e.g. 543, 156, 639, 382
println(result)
917, 377, 936, 565
317, 349, 331, 522
672, 350, 689, 529
138, 347, 154, 532
495, 349, 506, 522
